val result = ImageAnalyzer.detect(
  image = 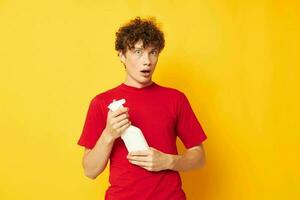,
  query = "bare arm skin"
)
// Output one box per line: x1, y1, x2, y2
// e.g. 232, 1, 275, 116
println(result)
81, 106, 131, 179
127, 144, 206, 172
